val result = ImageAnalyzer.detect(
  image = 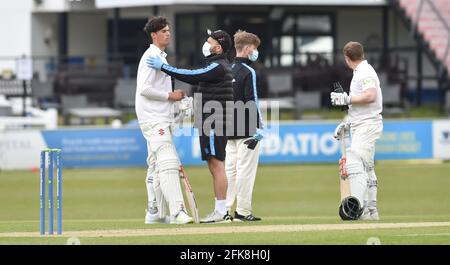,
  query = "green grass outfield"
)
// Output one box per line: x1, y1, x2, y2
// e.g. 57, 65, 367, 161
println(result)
0, 162, 449, 245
